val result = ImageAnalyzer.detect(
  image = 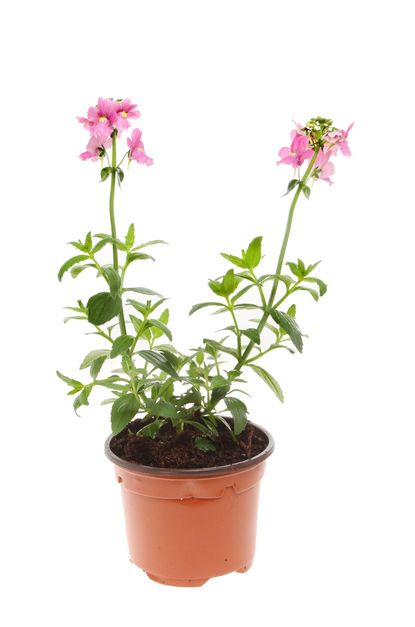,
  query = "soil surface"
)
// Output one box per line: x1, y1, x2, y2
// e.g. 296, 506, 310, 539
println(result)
110, 418, 269, 469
